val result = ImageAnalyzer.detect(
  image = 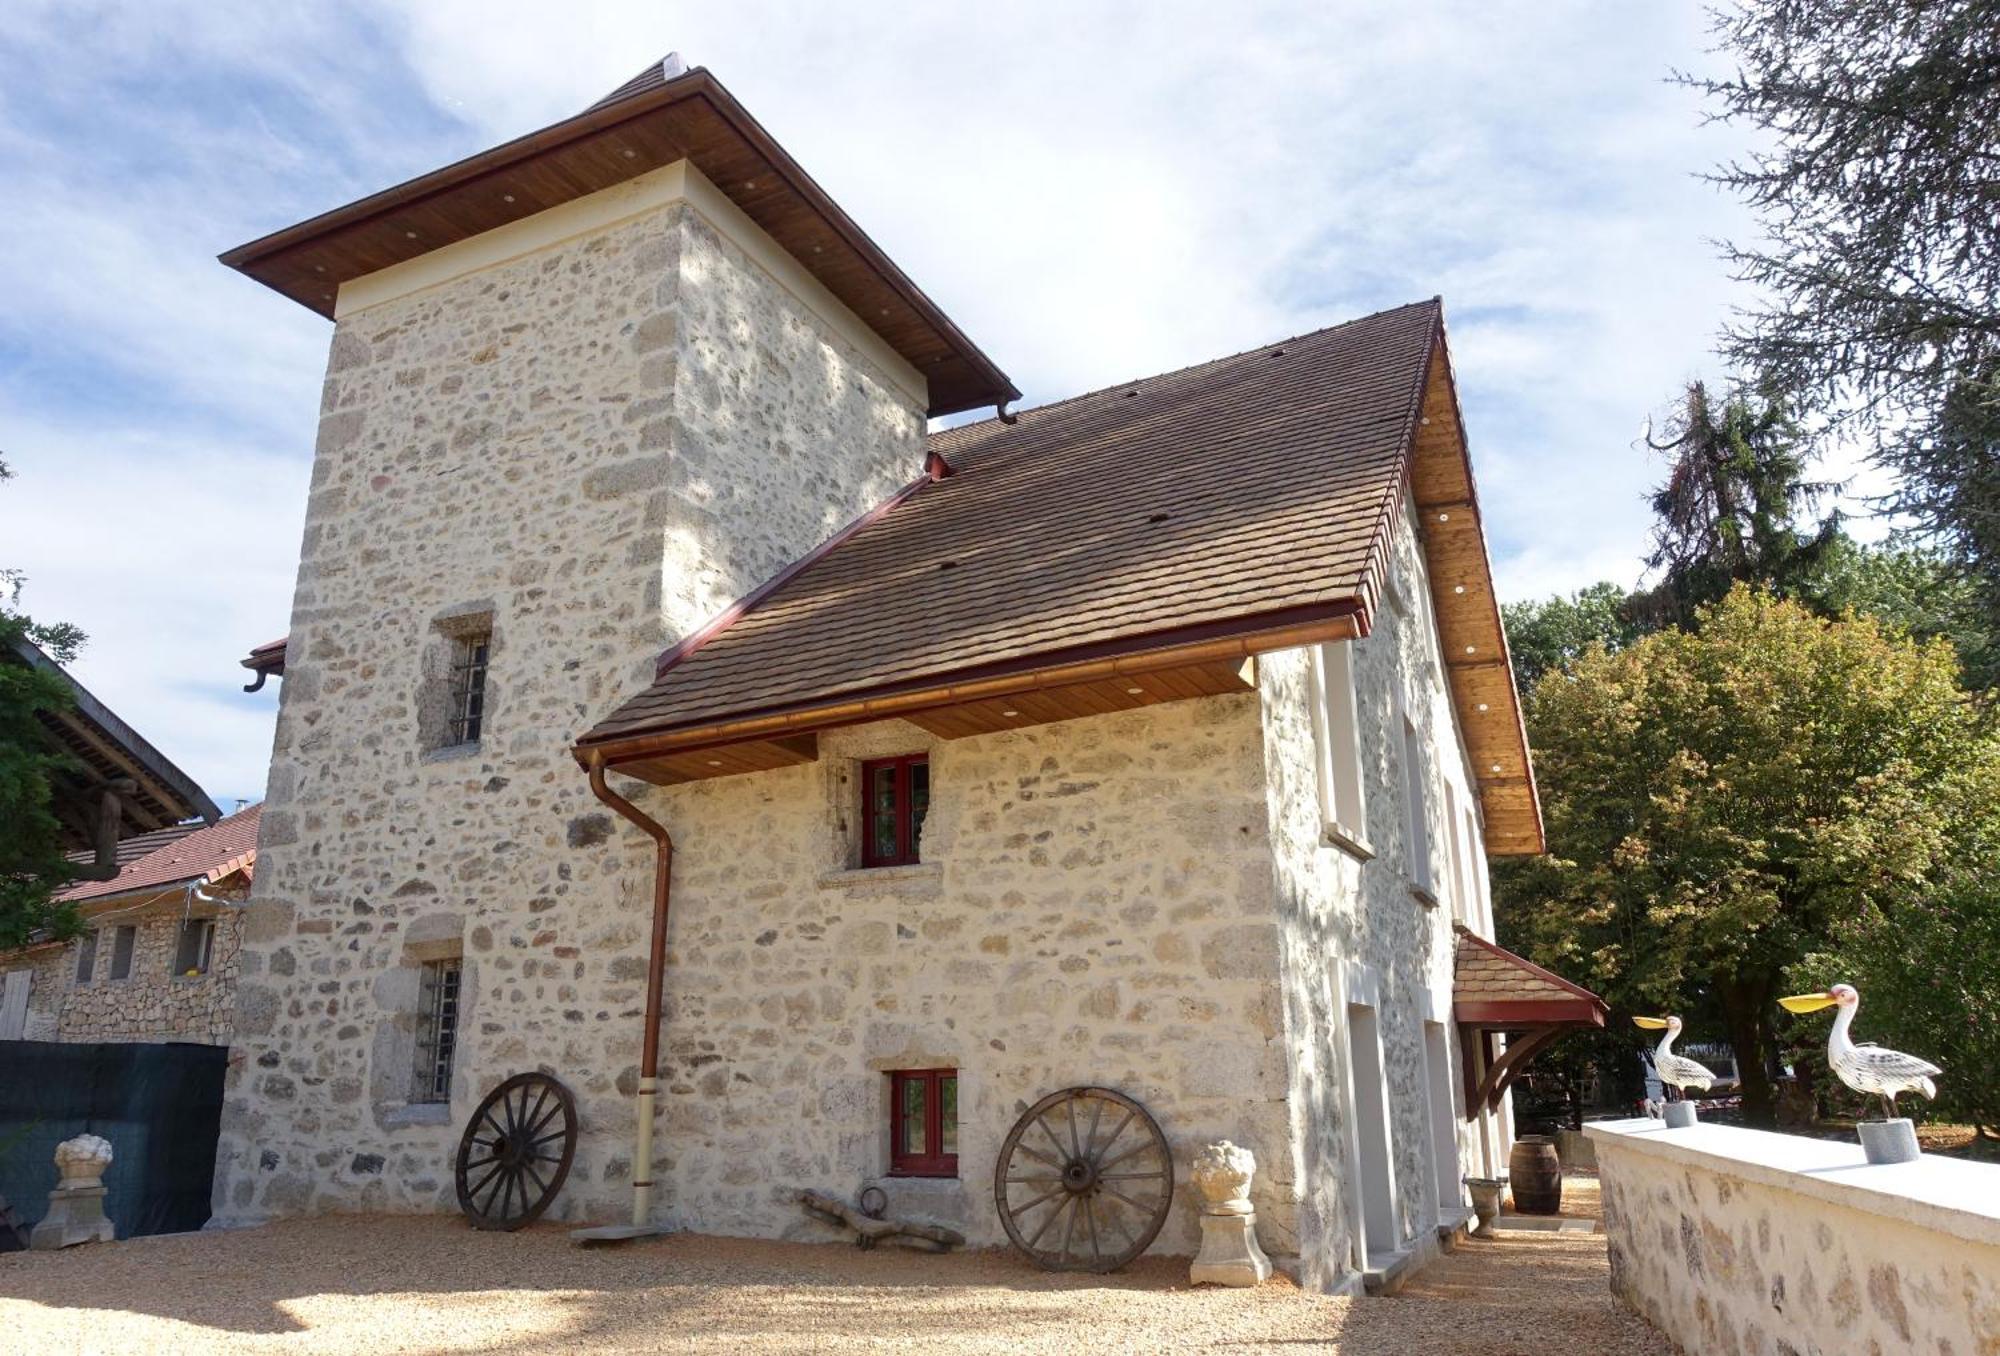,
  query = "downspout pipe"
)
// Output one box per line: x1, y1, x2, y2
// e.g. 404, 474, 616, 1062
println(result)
580, 754, 675, 1235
